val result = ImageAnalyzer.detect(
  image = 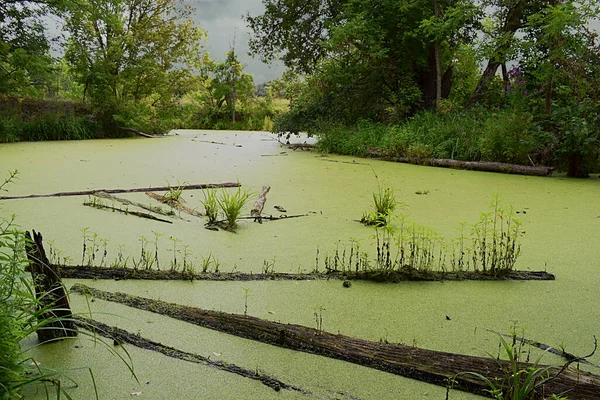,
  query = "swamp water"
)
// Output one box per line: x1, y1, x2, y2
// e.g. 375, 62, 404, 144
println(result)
1, 130, 599, 399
